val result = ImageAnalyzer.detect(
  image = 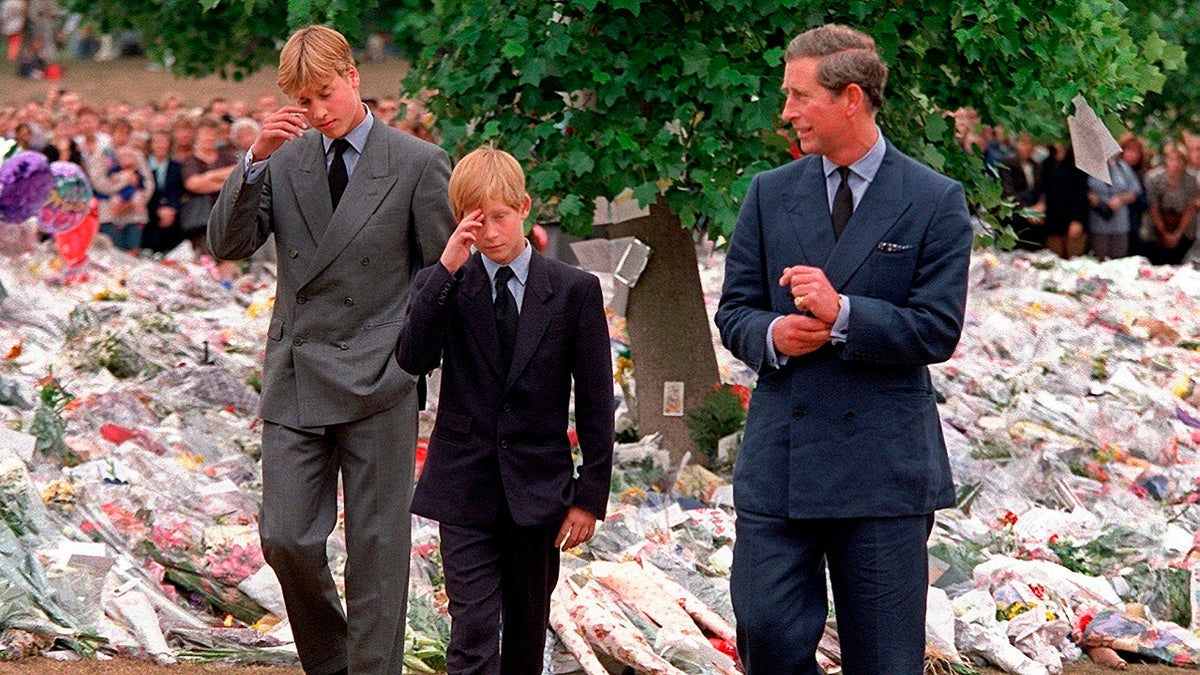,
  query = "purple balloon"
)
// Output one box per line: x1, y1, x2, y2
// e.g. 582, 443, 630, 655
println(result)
0, 151, 54, 224
38, 161, 93, 235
